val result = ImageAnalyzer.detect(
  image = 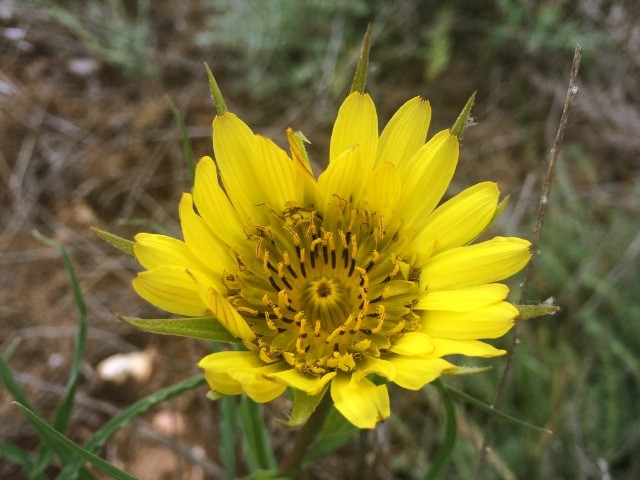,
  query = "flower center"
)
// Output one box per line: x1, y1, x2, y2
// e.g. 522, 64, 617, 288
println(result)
228, 204, 422, 375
